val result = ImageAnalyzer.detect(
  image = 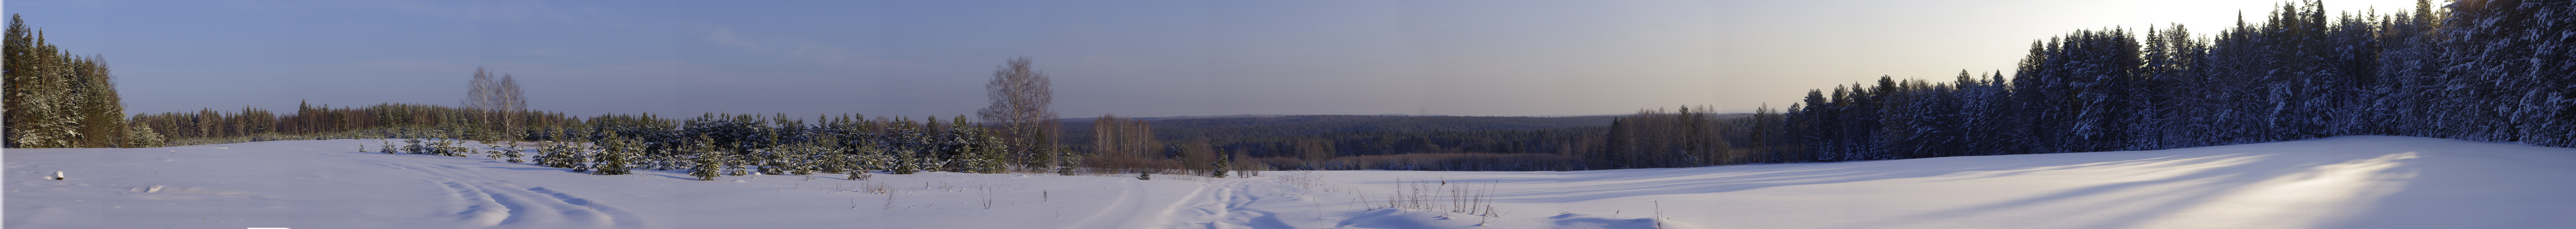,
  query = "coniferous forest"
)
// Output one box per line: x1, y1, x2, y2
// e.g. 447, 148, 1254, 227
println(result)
5, 0, 2570, 176
1746, 0, 2573, 166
